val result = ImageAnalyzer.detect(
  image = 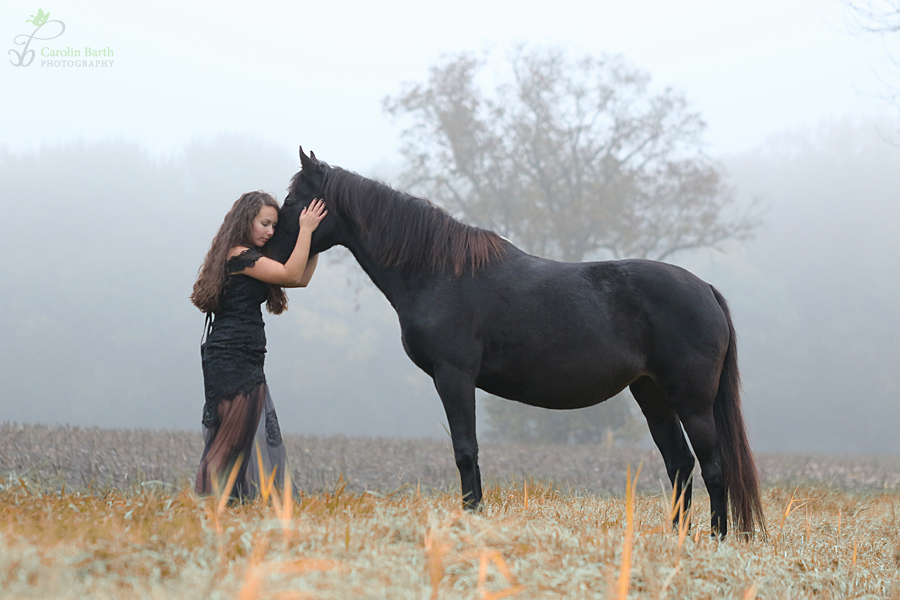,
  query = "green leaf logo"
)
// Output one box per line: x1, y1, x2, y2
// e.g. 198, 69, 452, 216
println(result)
26, 9, 49, 26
